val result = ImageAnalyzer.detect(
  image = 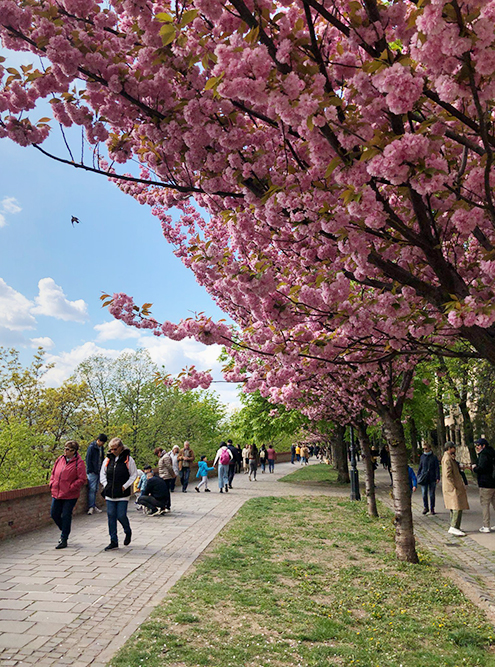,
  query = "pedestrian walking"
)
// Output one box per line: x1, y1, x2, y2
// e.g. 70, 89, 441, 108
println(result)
178, 441, 195, 492
169, 445, 180, 492
259, 444, 267, 473
100, 437, 138, 550
85, 433, 107, 515
300, 444, 309, 465
50, 440, 87, 549
195, 456, 215, 492
235, 444, 243, 472
226, 439, 239, 488
441, 442, 469, 537
248, 443, 258, 481
267, 445, 276, 473
295, 444, 301, 462
214, 441, 233, 492
242, 444, 250, 473
137, 469, 171, 515
155, 447, 176, 497
417, 444, 440, 515
291, 443, 296, 464
470, 438, 495, 532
